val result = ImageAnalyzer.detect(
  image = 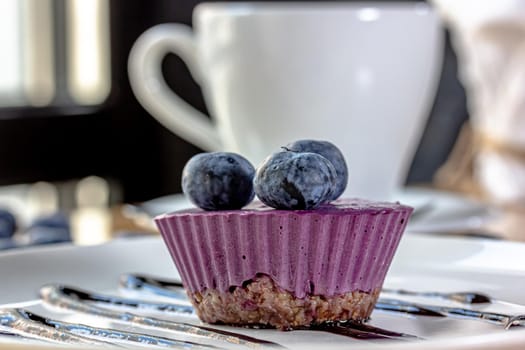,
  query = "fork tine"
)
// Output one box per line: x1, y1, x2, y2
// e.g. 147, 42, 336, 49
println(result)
0, 308, 114, 346
18, 308, 224, 349
505, 315, 525, 330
